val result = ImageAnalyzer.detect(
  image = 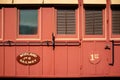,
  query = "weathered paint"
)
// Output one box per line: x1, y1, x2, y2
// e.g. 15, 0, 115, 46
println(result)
16, 46, 29, 77
42, 8, 54, 77
14, 0, 43, 4
111, 0, 120, 4
0, 0, 120, 5
109, 46, 120, 76
4, 8, 16, 77
44, 0, 78, 4
83, 0, 106, 4
0, 0, 120, 78
2, 0, 120, 4
0, 0, 12, 4
0, 8, 3, 40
